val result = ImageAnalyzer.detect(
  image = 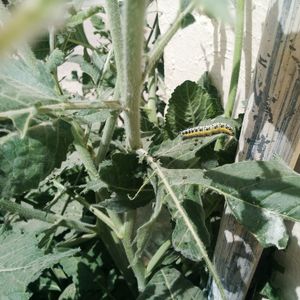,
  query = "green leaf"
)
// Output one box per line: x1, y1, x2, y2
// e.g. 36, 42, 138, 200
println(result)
60, 242, 128, 300
0, 228, 77, 300
0, 58, 60, 109
159, 161, 297, 249
46, 48, 65, 72
152, 134, 222, 163
99, 153, 155, 211
133, 180, 165, 263
205, 160, 300, 248
138, 267, 205, 300
180, 0, 196, 28
66, 6, 101, 28
165, 75, 223, 138
165, 185, 210, 261
0, 120, 73, 198
0, 57, 61, 135
69, 55, 100, 84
